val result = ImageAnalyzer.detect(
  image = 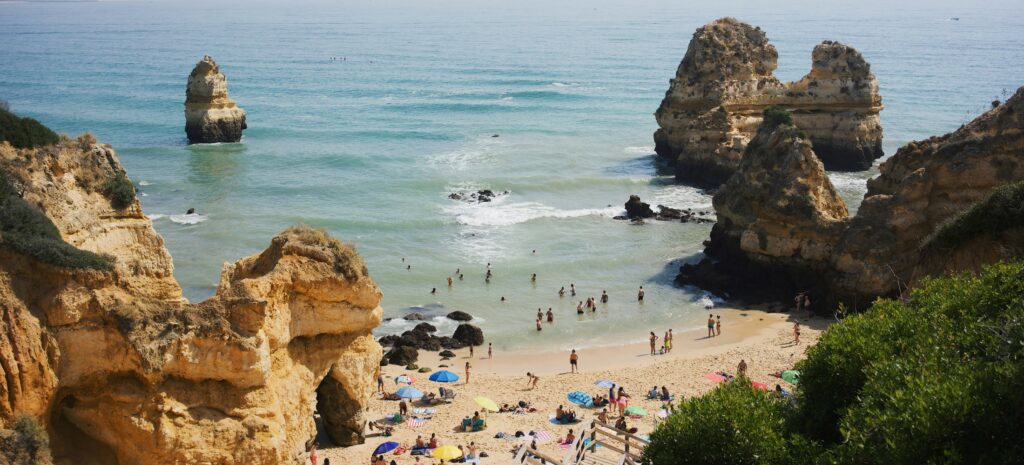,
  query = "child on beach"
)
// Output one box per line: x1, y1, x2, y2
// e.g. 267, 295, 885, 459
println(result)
526, 372, 539, 389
